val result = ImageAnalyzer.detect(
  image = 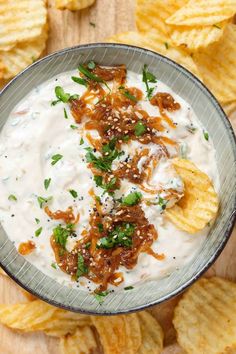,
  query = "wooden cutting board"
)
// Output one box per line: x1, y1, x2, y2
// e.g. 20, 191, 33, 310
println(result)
0, 1, 236, 353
